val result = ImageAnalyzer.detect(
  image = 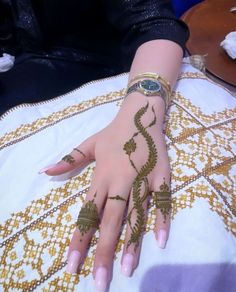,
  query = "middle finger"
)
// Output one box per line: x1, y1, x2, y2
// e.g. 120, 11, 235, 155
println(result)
93, 184, 131, 291
121, 178, 149, 277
